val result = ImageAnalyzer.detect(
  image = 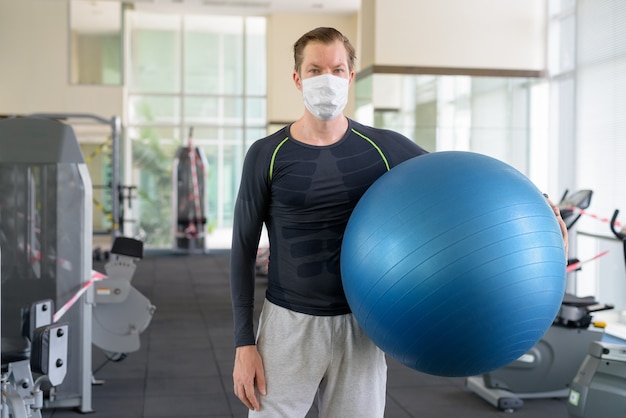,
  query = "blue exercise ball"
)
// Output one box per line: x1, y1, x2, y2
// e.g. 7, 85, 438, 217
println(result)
341, 151, 566, 377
